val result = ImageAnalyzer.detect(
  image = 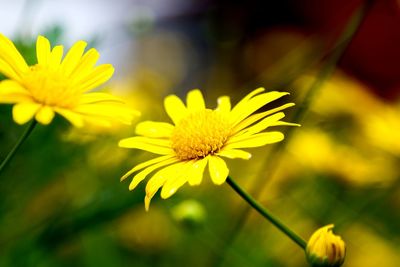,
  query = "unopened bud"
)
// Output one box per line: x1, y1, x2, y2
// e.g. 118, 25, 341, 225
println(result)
306, 224, 346, 267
